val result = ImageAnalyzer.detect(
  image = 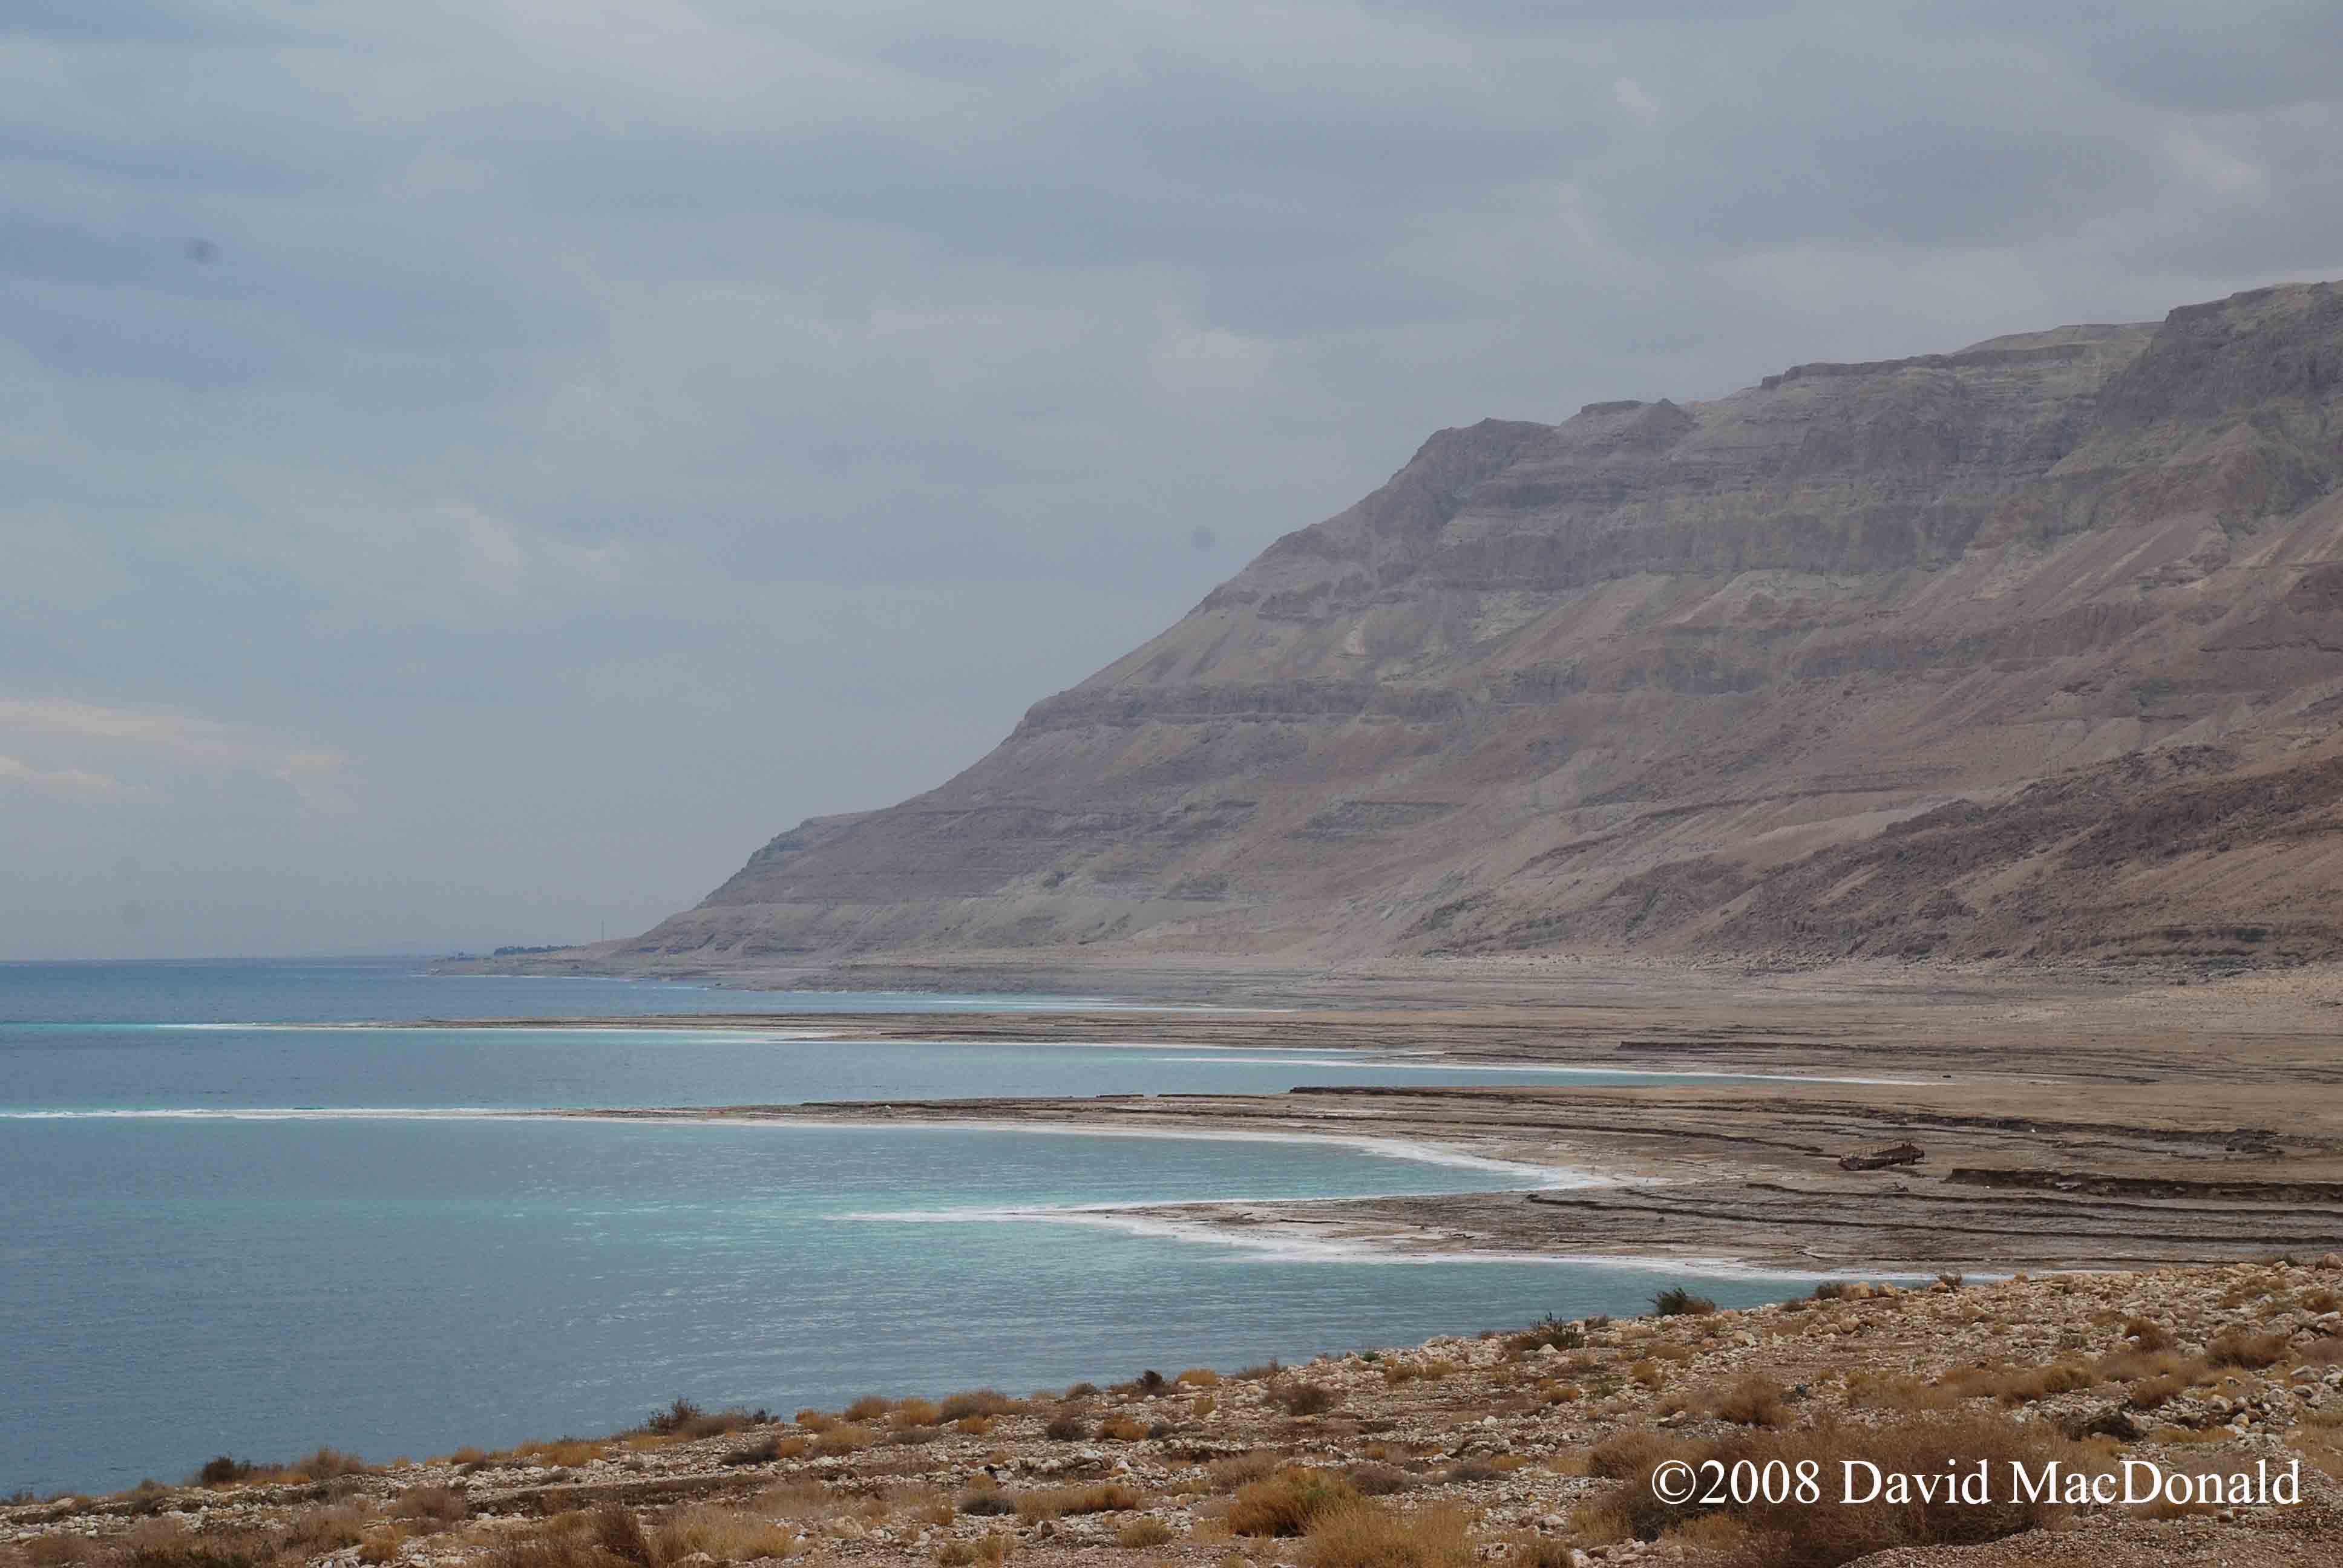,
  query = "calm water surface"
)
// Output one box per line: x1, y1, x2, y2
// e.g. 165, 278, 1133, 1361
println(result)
2, 961, 1808, 1495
